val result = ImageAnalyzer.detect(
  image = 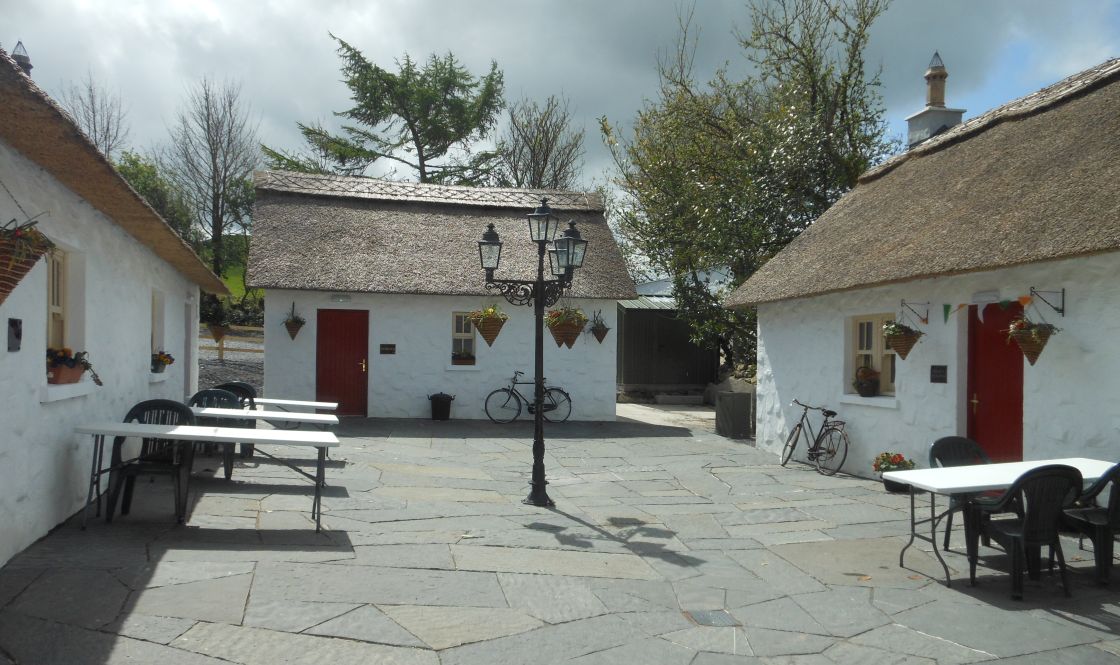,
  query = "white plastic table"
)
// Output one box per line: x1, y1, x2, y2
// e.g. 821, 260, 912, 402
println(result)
75, 422, 339, 531
191, 406, 340, 429
884, 457, 1114, 585
253, 398, 339, 411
